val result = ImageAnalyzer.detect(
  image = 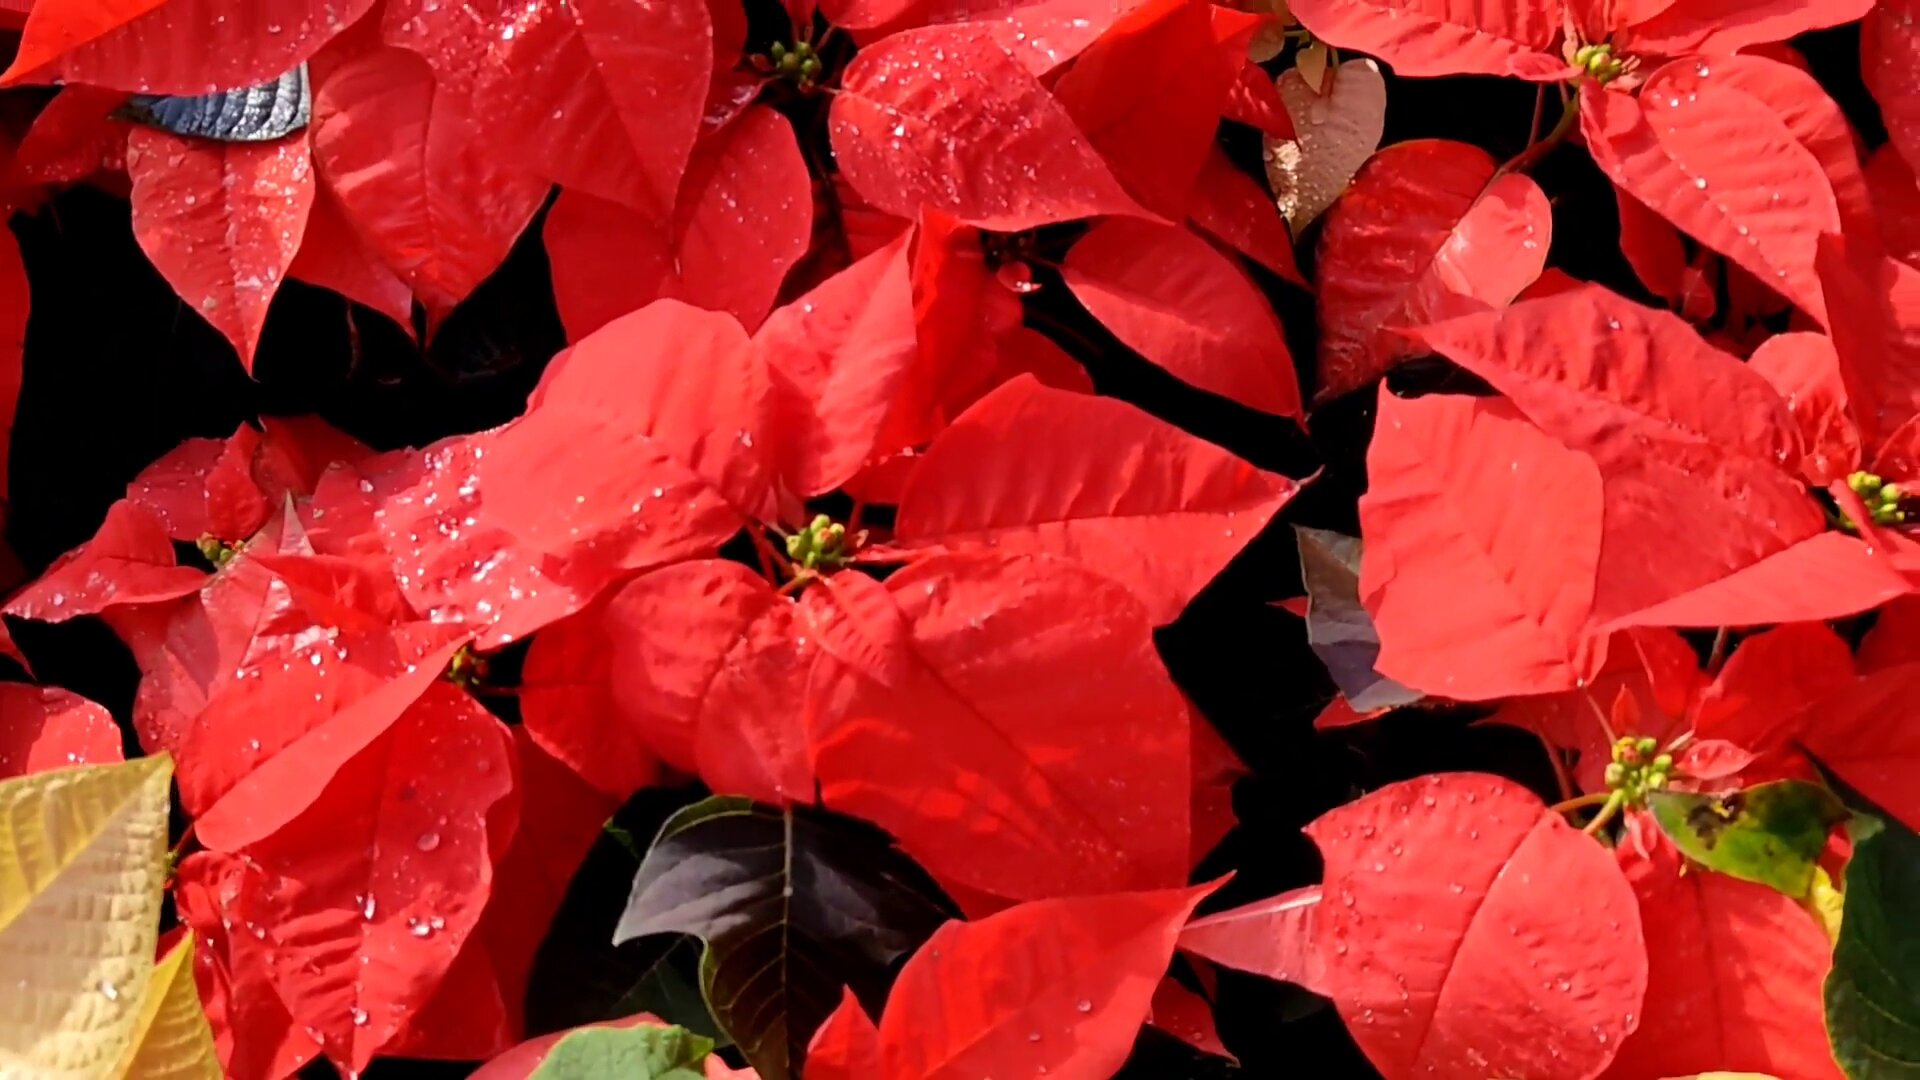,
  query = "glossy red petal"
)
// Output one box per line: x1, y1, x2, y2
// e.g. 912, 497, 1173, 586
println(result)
1316, 139, 1549, 403
830, 24, 1147, 232
805, 989, 884, 1080
811, 553, 1191, 902
126, 128, 316, 371
1359, 392, 1605, 700
545, 106, 811, 340
894, 377, 1298, 624
519, 598, 664, 800
3, 0, 374, 95
4, 499, 205, 622
1065, 219, 1301, 415
1865, 0, 1920, 179
1402, 286, 1824, 624
0, 684, 124, 777
1604, 817, 1841, 1080
288, 182, 416, 332
1581, 75, 1839, 324
1747, 331, 1860, 485
1178, 884, 1326, 995
1185, 145, 1305, 285
1287, 0, 1565, 79
1308, 774, 1646, 1080
1688, 622, 1854, 754
1627, 0, 1874, 59
1816, 233, 1920, 455
1148, 977, 1235, 1062
1801, 662, 1920, 832
1865, 146, 1920, 269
